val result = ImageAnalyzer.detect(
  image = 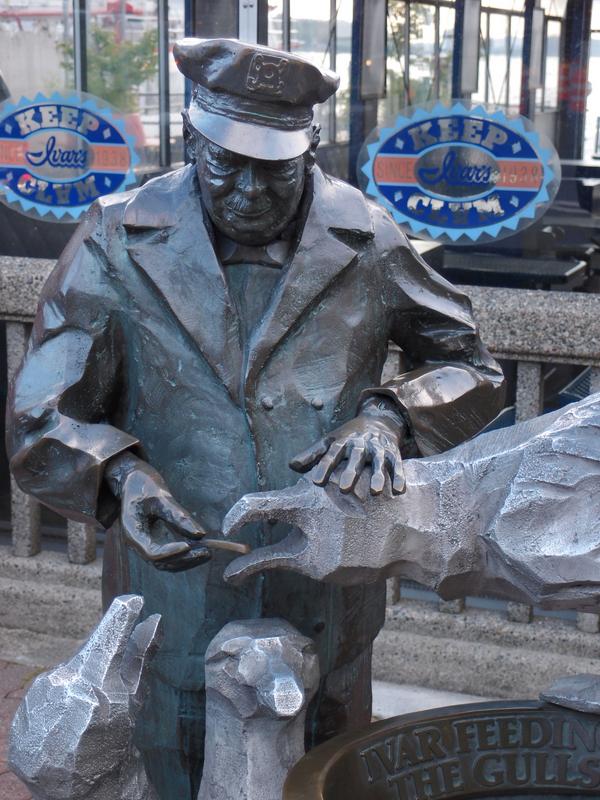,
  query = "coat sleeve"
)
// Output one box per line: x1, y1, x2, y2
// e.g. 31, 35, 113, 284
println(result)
360, 207, 506, 456
6, 201, 139, 527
